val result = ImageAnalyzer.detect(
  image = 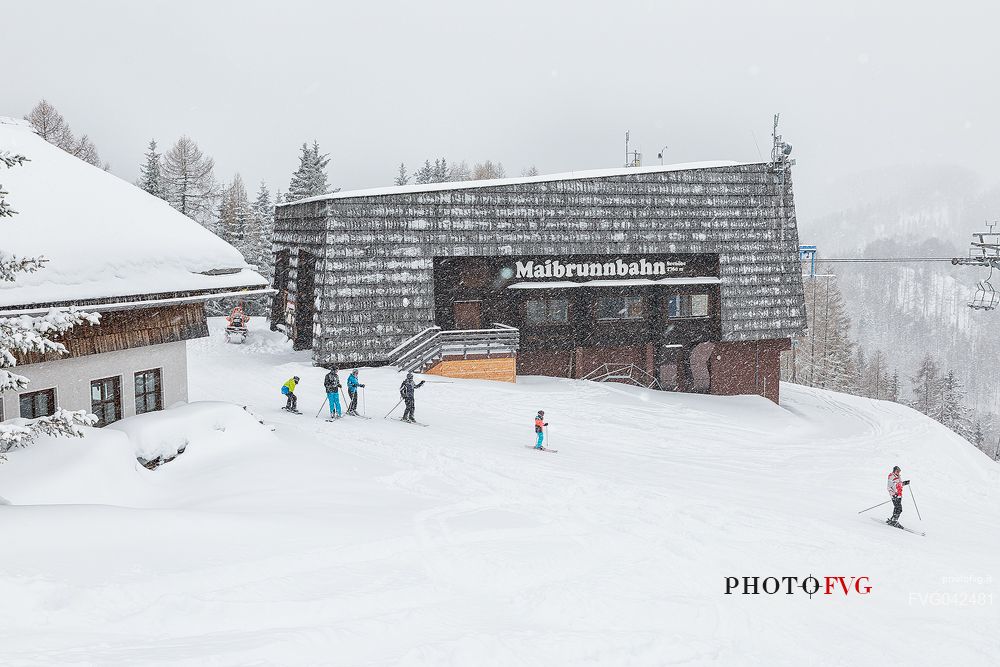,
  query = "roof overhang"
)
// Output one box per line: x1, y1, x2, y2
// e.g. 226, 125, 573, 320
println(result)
507, 277, 722, 289
0, 286, 275, 317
